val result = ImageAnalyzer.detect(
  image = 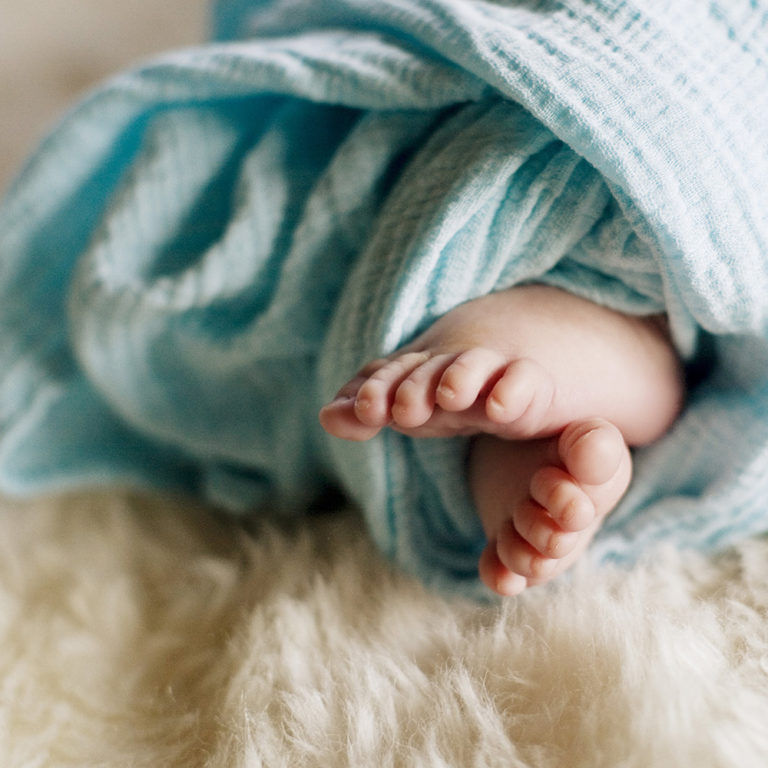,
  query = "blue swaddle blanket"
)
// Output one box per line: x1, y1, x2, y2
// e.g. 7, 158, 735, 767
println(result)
1, 0, 767, 597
